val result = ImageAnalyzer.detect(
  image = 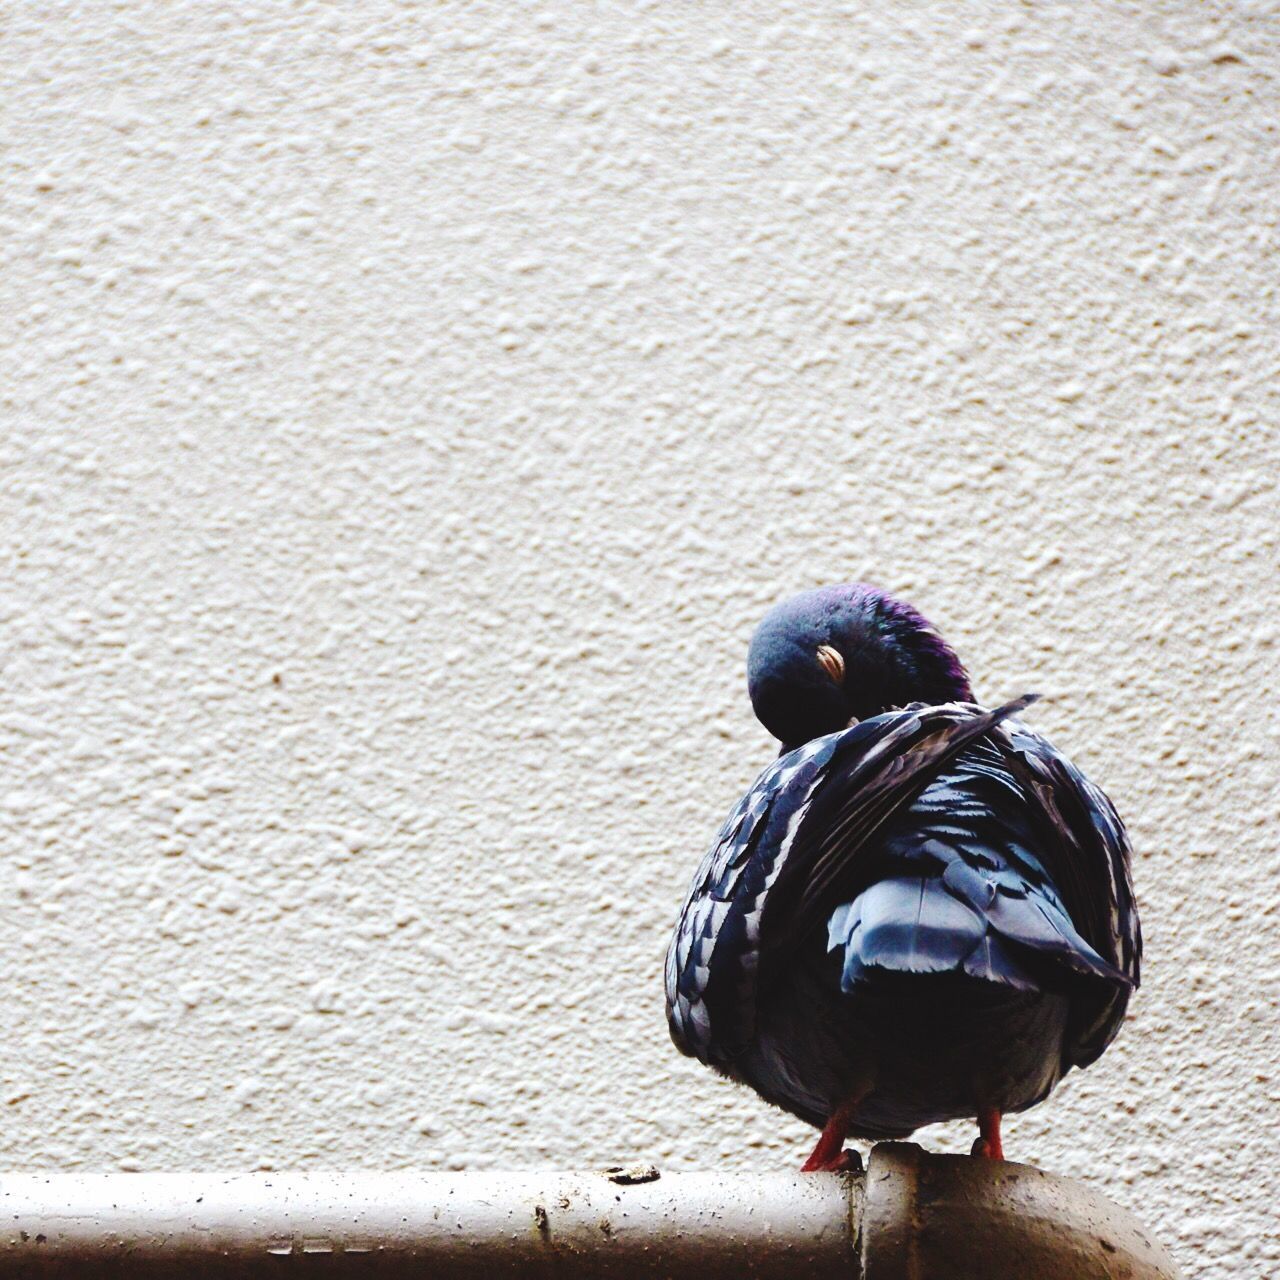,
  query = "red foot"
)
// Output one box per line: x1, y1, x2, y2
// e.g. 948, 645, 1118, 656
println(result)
801, 1100, 859, 1173
970, 1107, 1004, 1161
805, 1147, 859, 1173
